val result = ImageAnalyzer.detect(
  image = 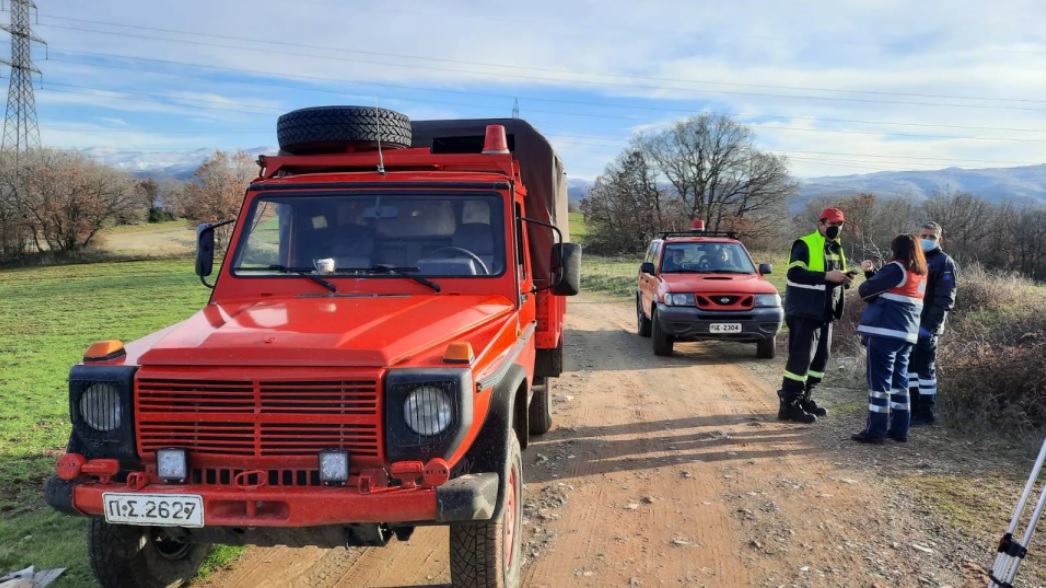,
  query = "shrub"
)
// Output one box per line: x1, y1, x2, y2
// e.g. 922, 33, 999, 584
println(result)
832, 263, 1046, 428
